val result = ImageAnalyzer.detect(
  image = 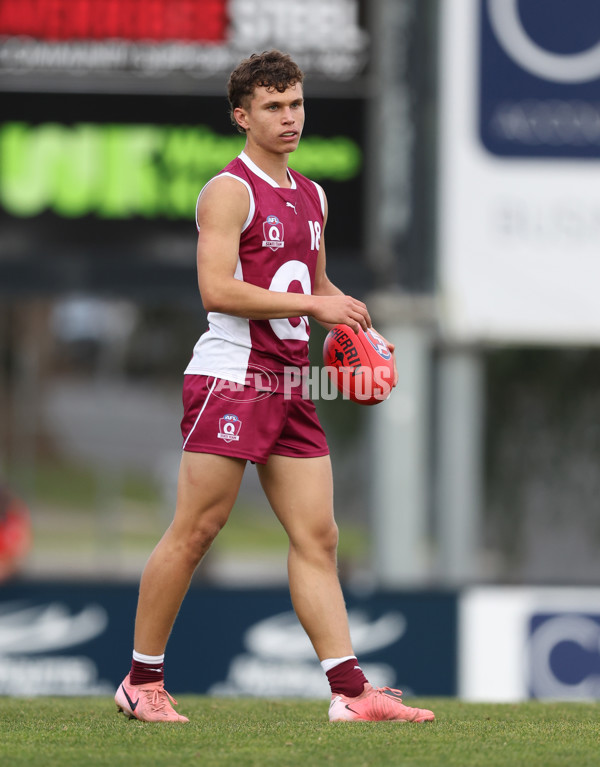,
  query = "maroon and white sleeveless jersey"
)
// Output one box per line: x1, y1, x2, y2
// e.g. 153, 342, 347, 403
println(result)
185, 151, 325, 385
